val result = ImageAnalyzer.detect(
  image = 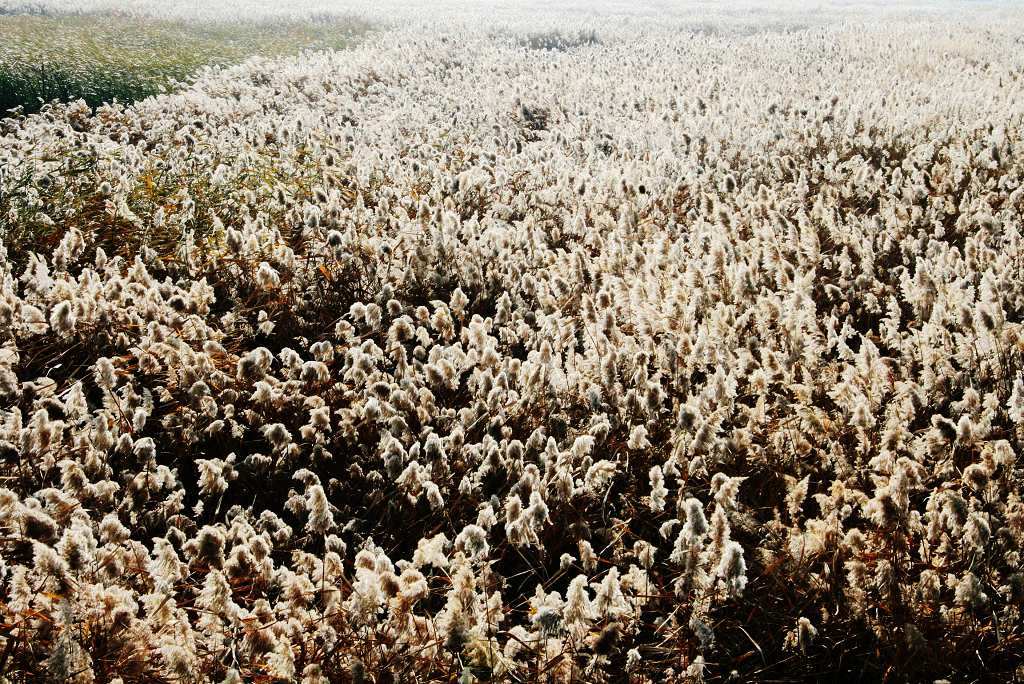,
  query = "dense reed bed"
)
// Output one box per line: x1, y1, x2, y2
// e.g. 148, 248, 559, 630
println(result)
1, 2, 1023, 681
